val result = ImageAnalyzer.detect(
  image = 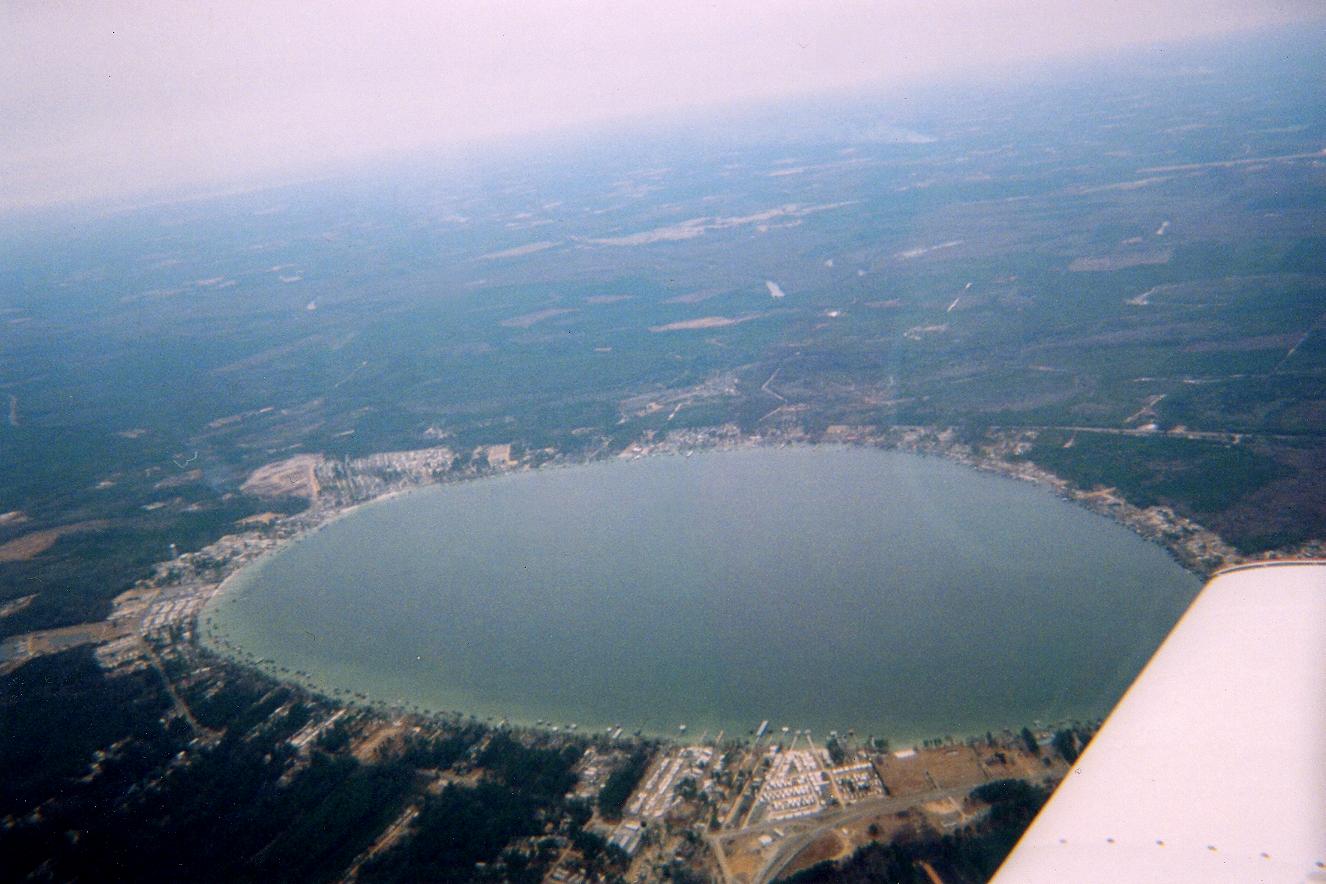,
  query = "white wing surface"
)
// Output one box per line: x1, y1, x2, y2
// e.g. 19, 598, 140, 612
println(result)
993, 561, 1326, 883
